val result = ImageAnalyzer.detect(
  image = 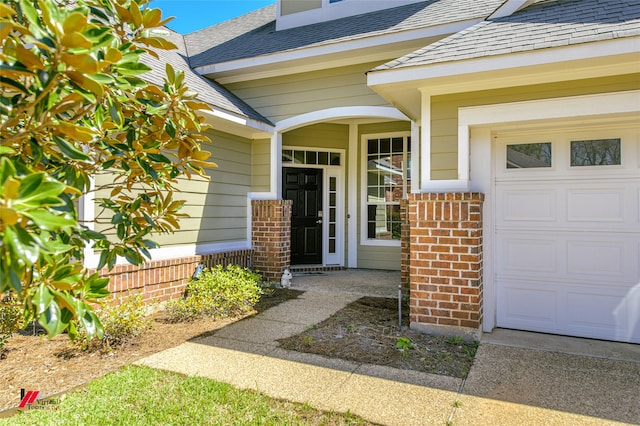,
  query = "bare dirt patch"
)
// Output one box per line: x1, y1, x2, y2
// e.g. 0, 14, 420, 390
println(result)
0, 289, 302, 412
278, 296, 478, 378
